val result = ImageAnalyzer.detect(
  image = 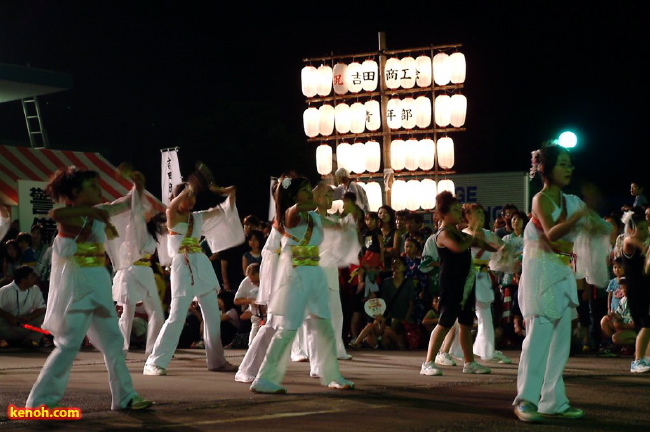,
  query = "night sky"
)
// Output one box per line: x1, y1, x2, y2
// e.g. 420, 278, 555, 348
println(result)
1, 1, 648, 219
